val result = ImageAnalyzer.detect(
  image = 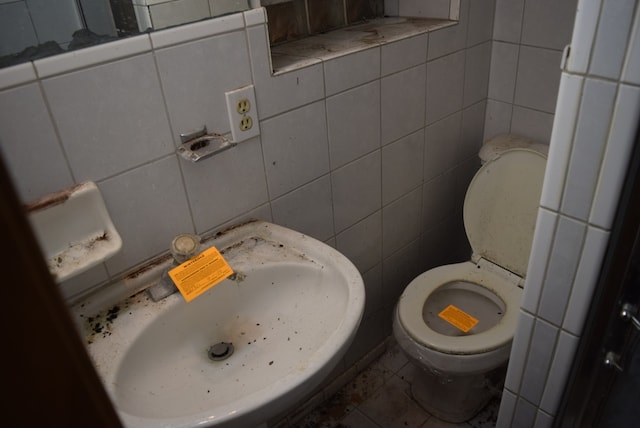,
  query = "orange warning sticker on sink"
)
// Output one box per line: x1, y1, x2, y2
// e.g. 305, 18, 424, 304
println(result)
438, 305, 478, 333
169, 246, 234, 302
